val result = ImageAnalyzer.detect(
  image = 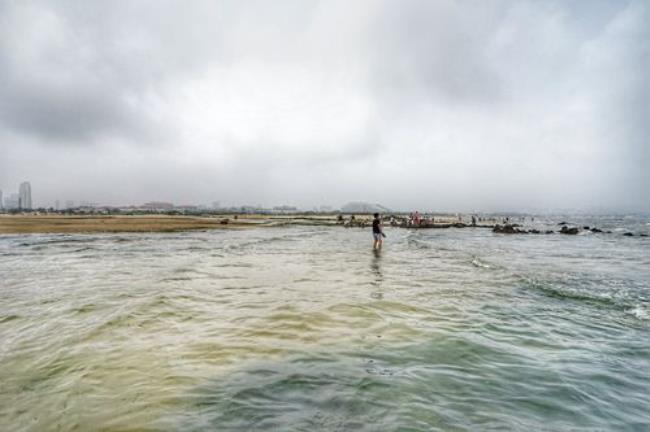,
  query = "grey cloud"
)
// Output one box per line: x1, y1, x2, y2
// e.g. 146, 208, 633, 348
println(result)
368, 0, 507, 105
1, 78, 136, 142
0, 0, 648, 211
